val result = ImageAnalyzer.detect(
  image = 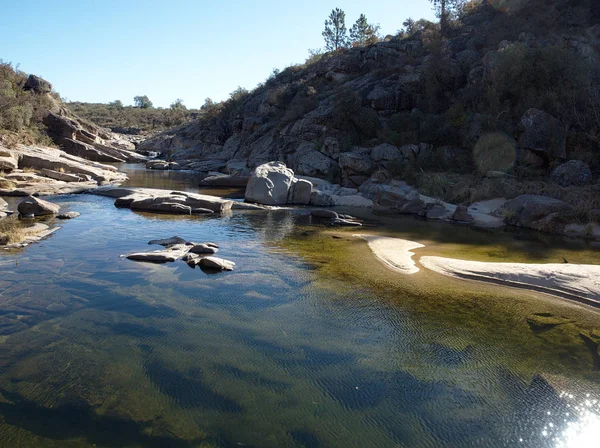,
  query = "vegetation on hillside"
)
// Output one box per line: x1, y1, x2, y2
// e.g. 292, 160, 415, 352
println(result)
67, 99, 201, 134
0, 61, 56, 147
